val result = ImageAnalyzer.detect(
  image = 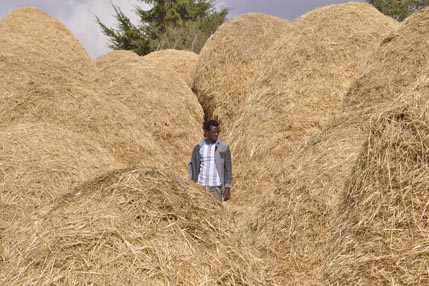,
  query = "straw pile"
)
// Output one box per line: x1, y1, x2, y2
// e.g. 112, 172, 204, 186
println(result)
0, 123, 123, 231
0, 7, 94, 84
94, 50, 203, 172
0, 8, 164, 166
230, 3, 399, 202
248, 106, 378, 285
1, 166, 272, 286
194, 13, 290, 135
142, 49, 199, 88
344, 7, 429, 109
324, 76, 429, 285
